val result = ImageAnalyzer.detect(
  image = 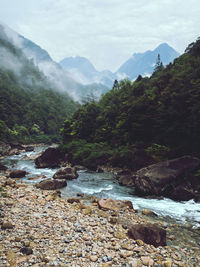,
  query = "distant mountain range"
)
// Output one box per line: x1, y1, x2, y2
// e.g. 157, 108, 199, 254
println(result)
1, 23, 180, 100
60, 44, 180, 88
